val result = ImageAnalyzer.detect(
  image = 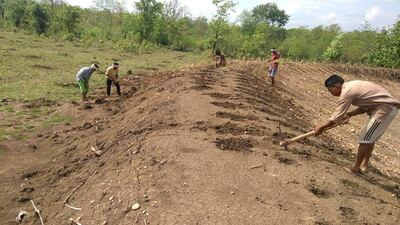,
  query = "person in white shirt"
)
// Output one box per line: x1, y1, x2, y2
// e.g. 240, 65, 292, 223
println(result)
75, 63, 99, 101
